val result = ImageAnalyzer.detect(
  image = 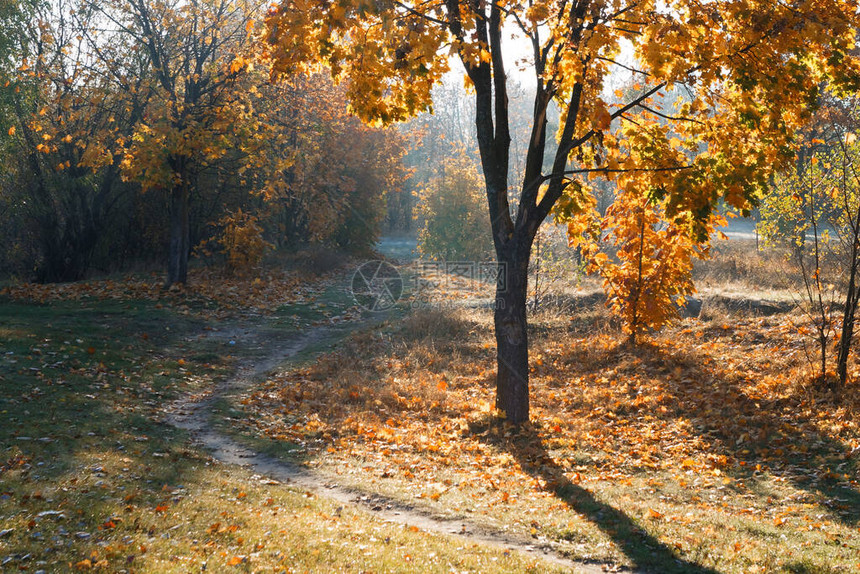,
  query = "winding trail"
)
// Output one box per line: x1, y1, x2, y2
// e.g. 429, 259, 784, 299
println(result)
165, 318, 618, 574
